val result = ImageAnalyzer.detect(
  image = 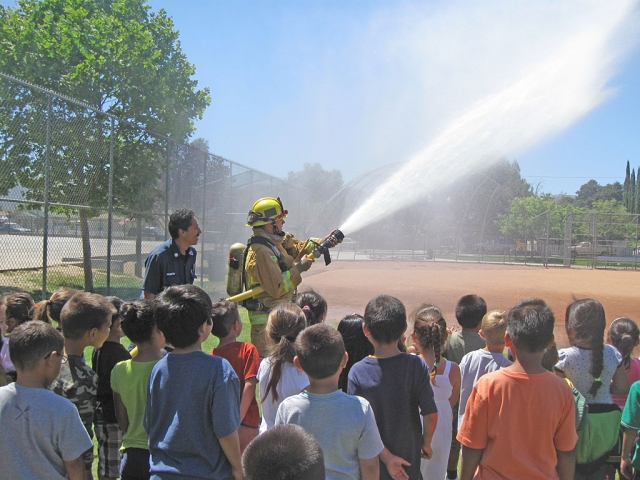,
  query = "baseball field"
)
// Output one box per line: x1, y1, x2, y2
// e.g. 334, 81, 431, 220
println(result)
302, 260, 640, 349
